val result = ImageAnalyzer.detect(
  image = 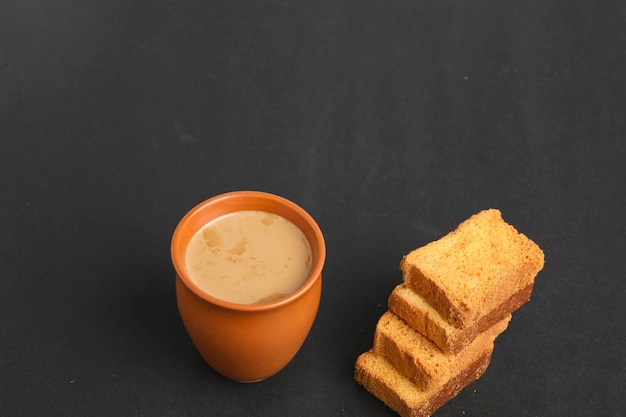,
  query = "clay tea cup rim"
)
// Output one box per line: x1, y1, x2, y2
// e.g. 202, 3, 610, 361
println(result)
171, 191, 326, 312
